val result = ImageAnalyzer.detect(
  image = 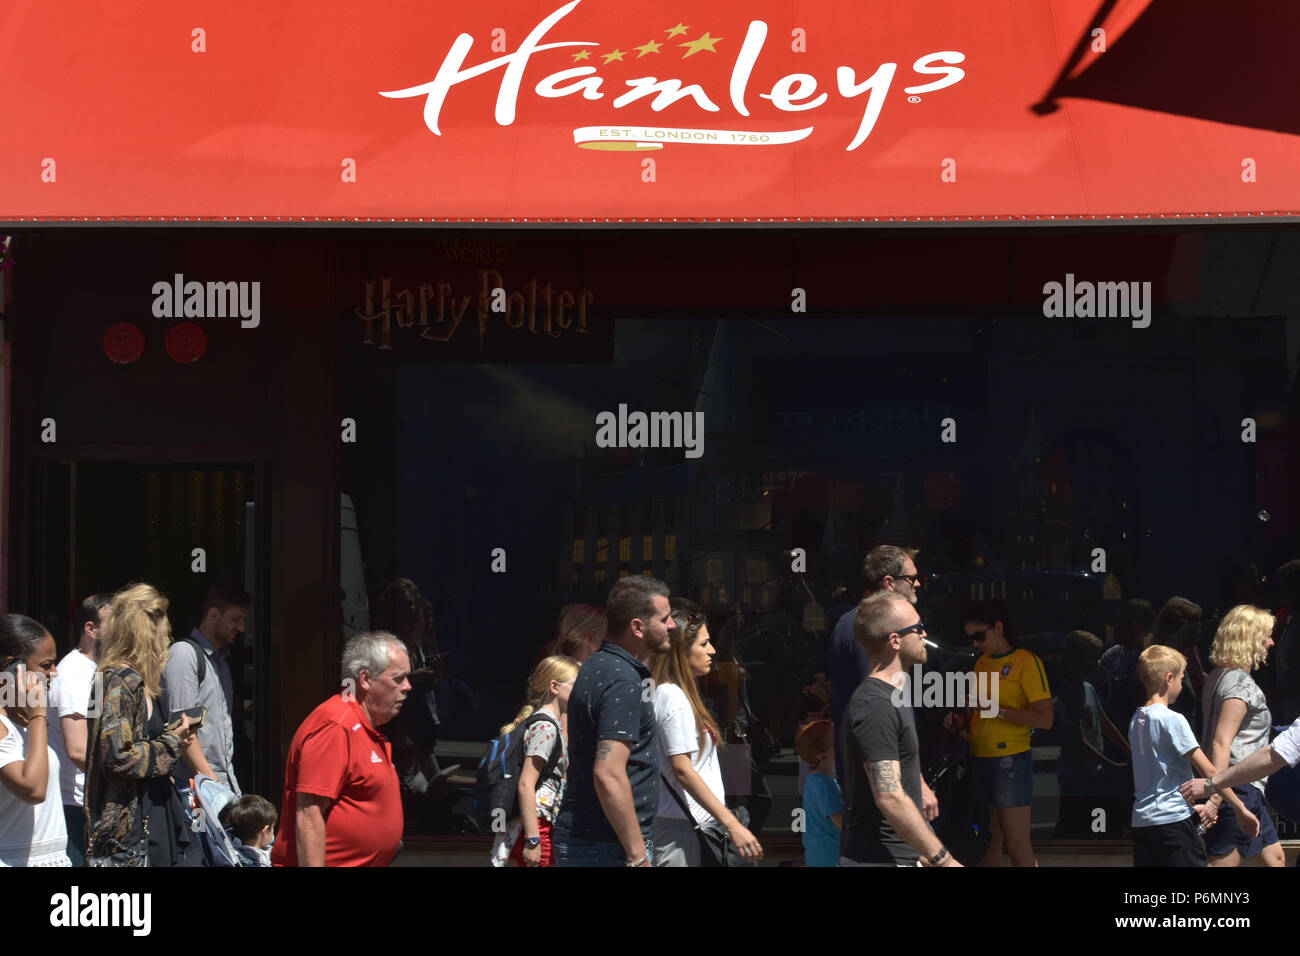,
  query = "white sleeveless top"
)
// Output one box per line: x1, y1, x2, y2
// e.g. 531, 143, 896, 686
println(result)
0, 712, 71, 866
